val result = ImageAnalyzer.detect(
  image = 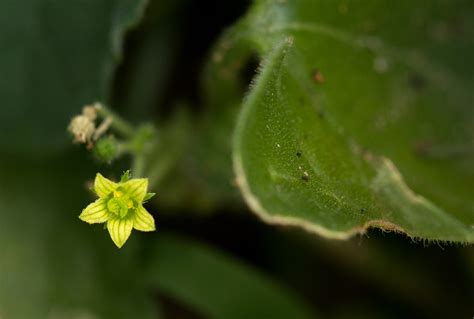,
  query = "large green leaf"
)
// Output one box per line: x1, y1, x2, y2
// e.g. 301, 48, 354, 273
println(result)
210, 0, 474, 242
0, 0, 147, 155
146, 233, 316, 319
